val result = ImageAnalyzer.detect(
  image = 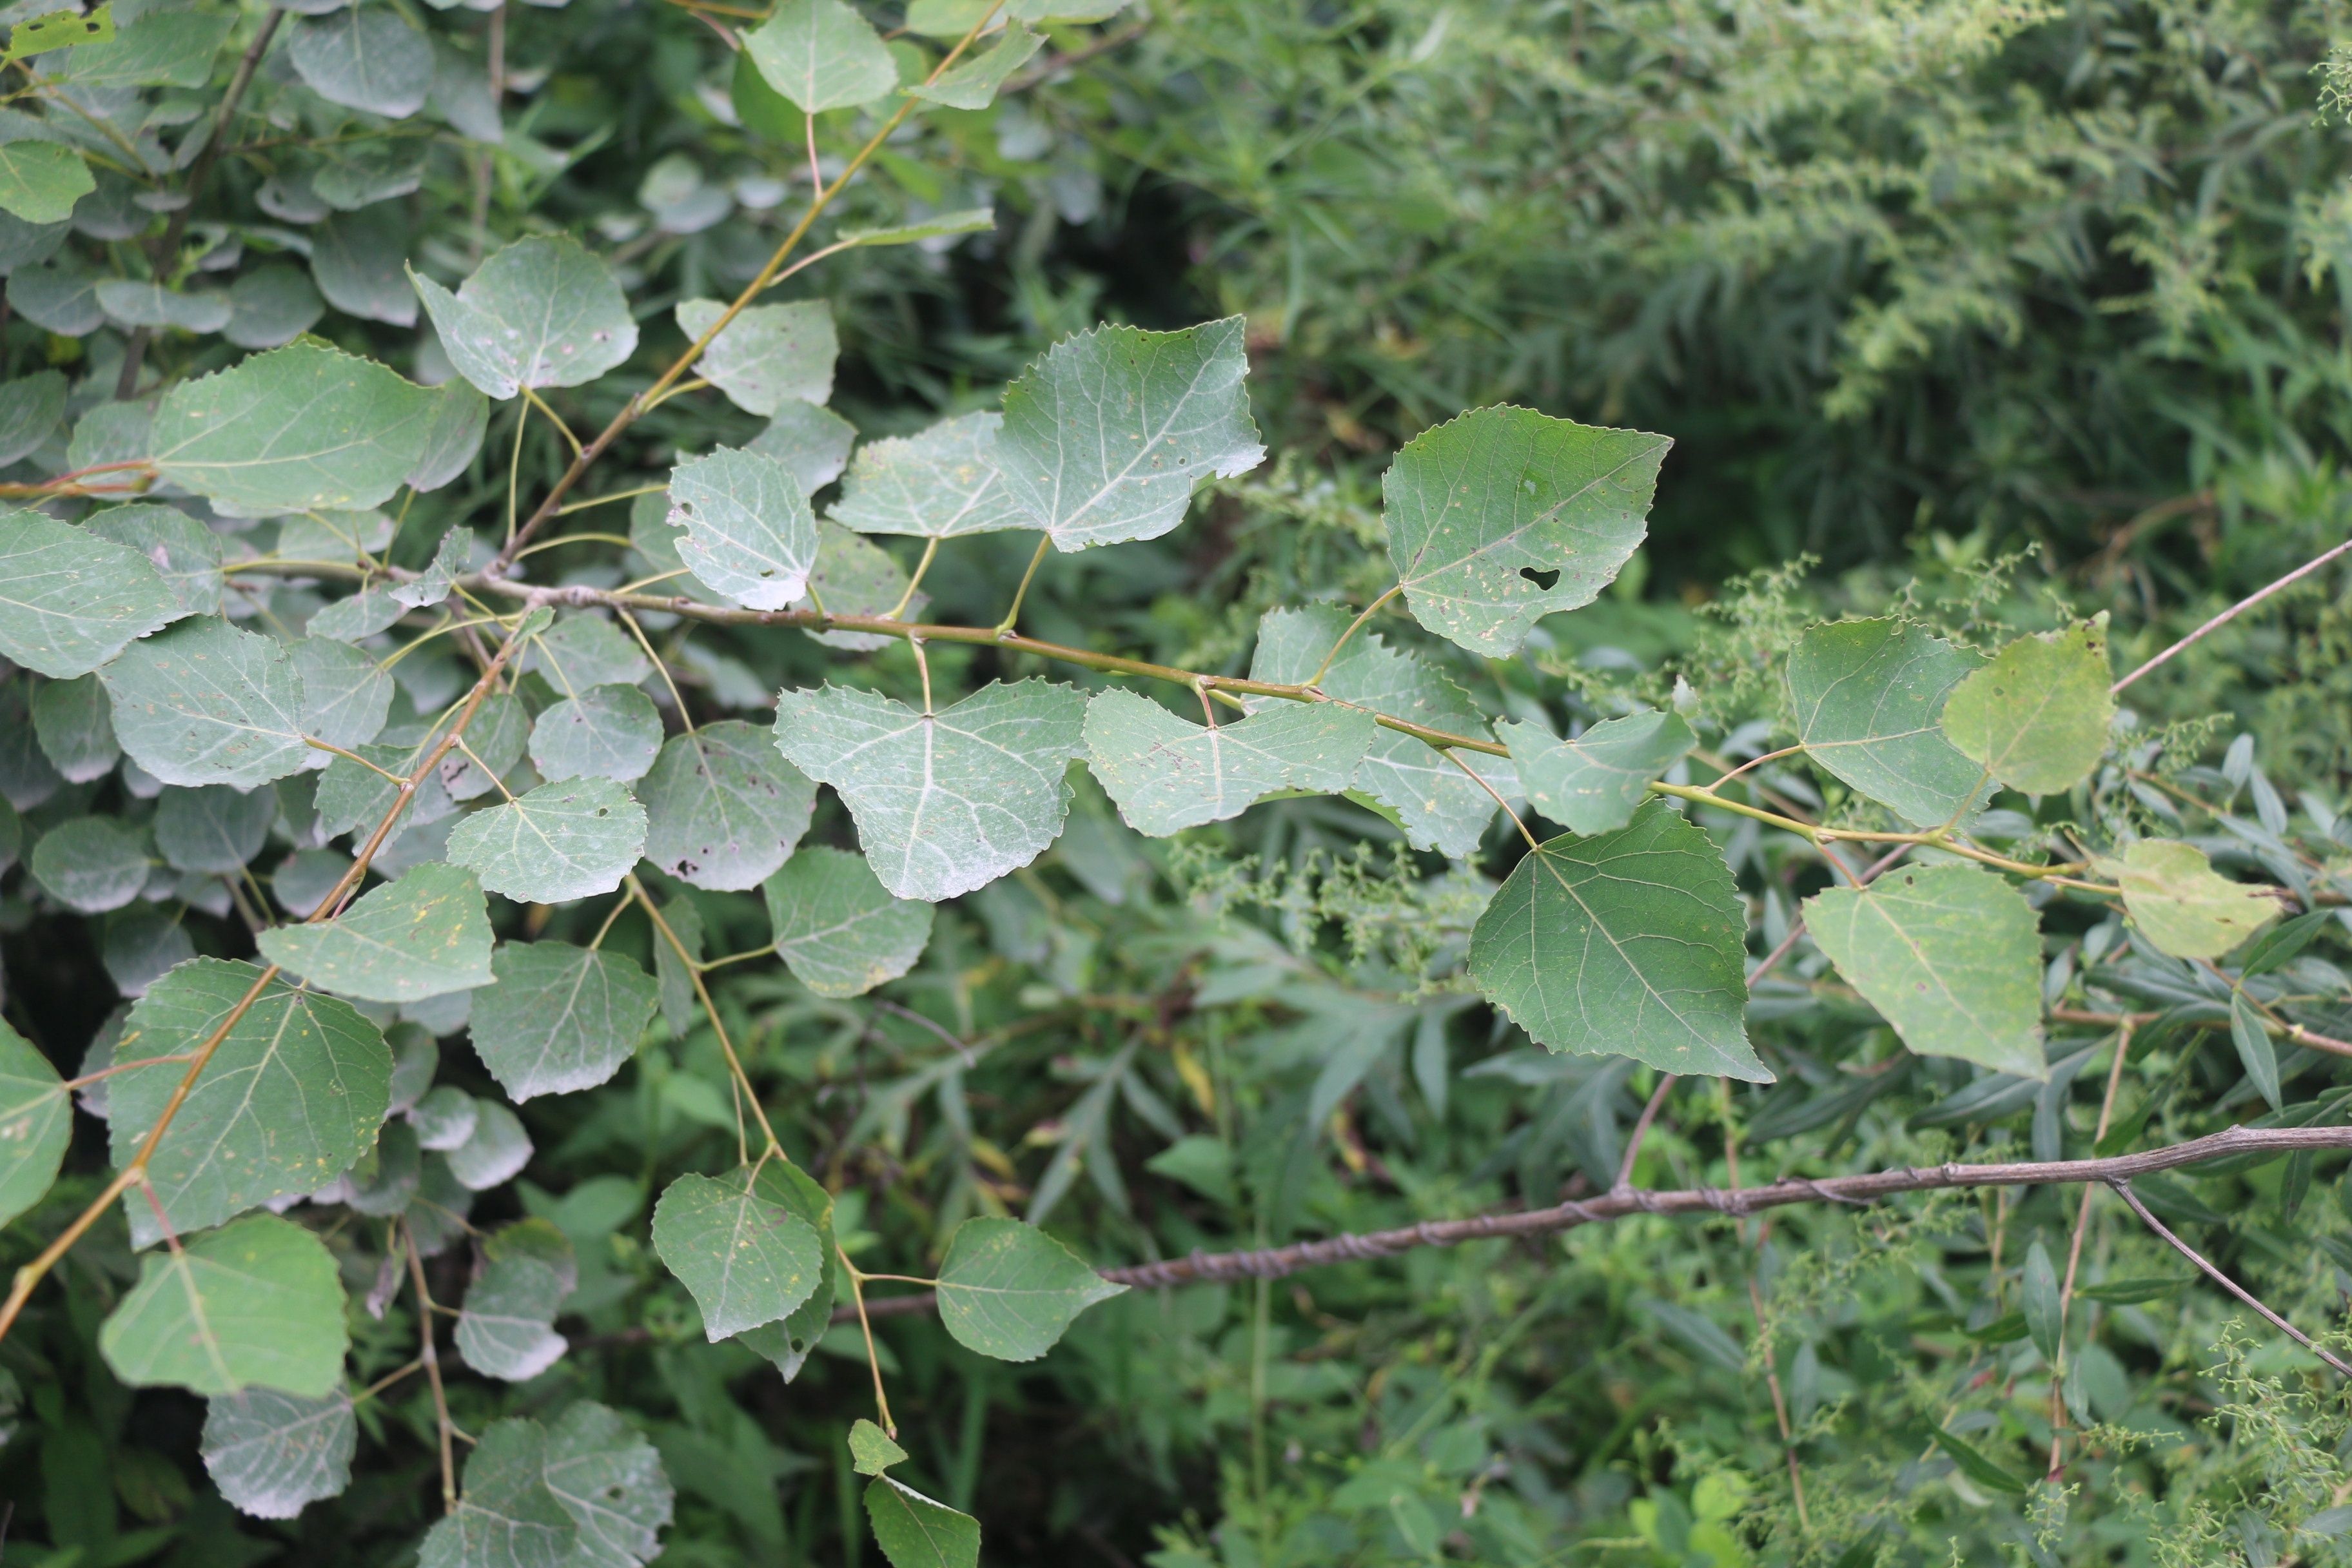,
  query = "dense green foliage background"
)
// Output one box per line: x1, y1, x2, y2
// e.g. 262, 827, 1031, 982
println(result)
8, 3, 2352, 1567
